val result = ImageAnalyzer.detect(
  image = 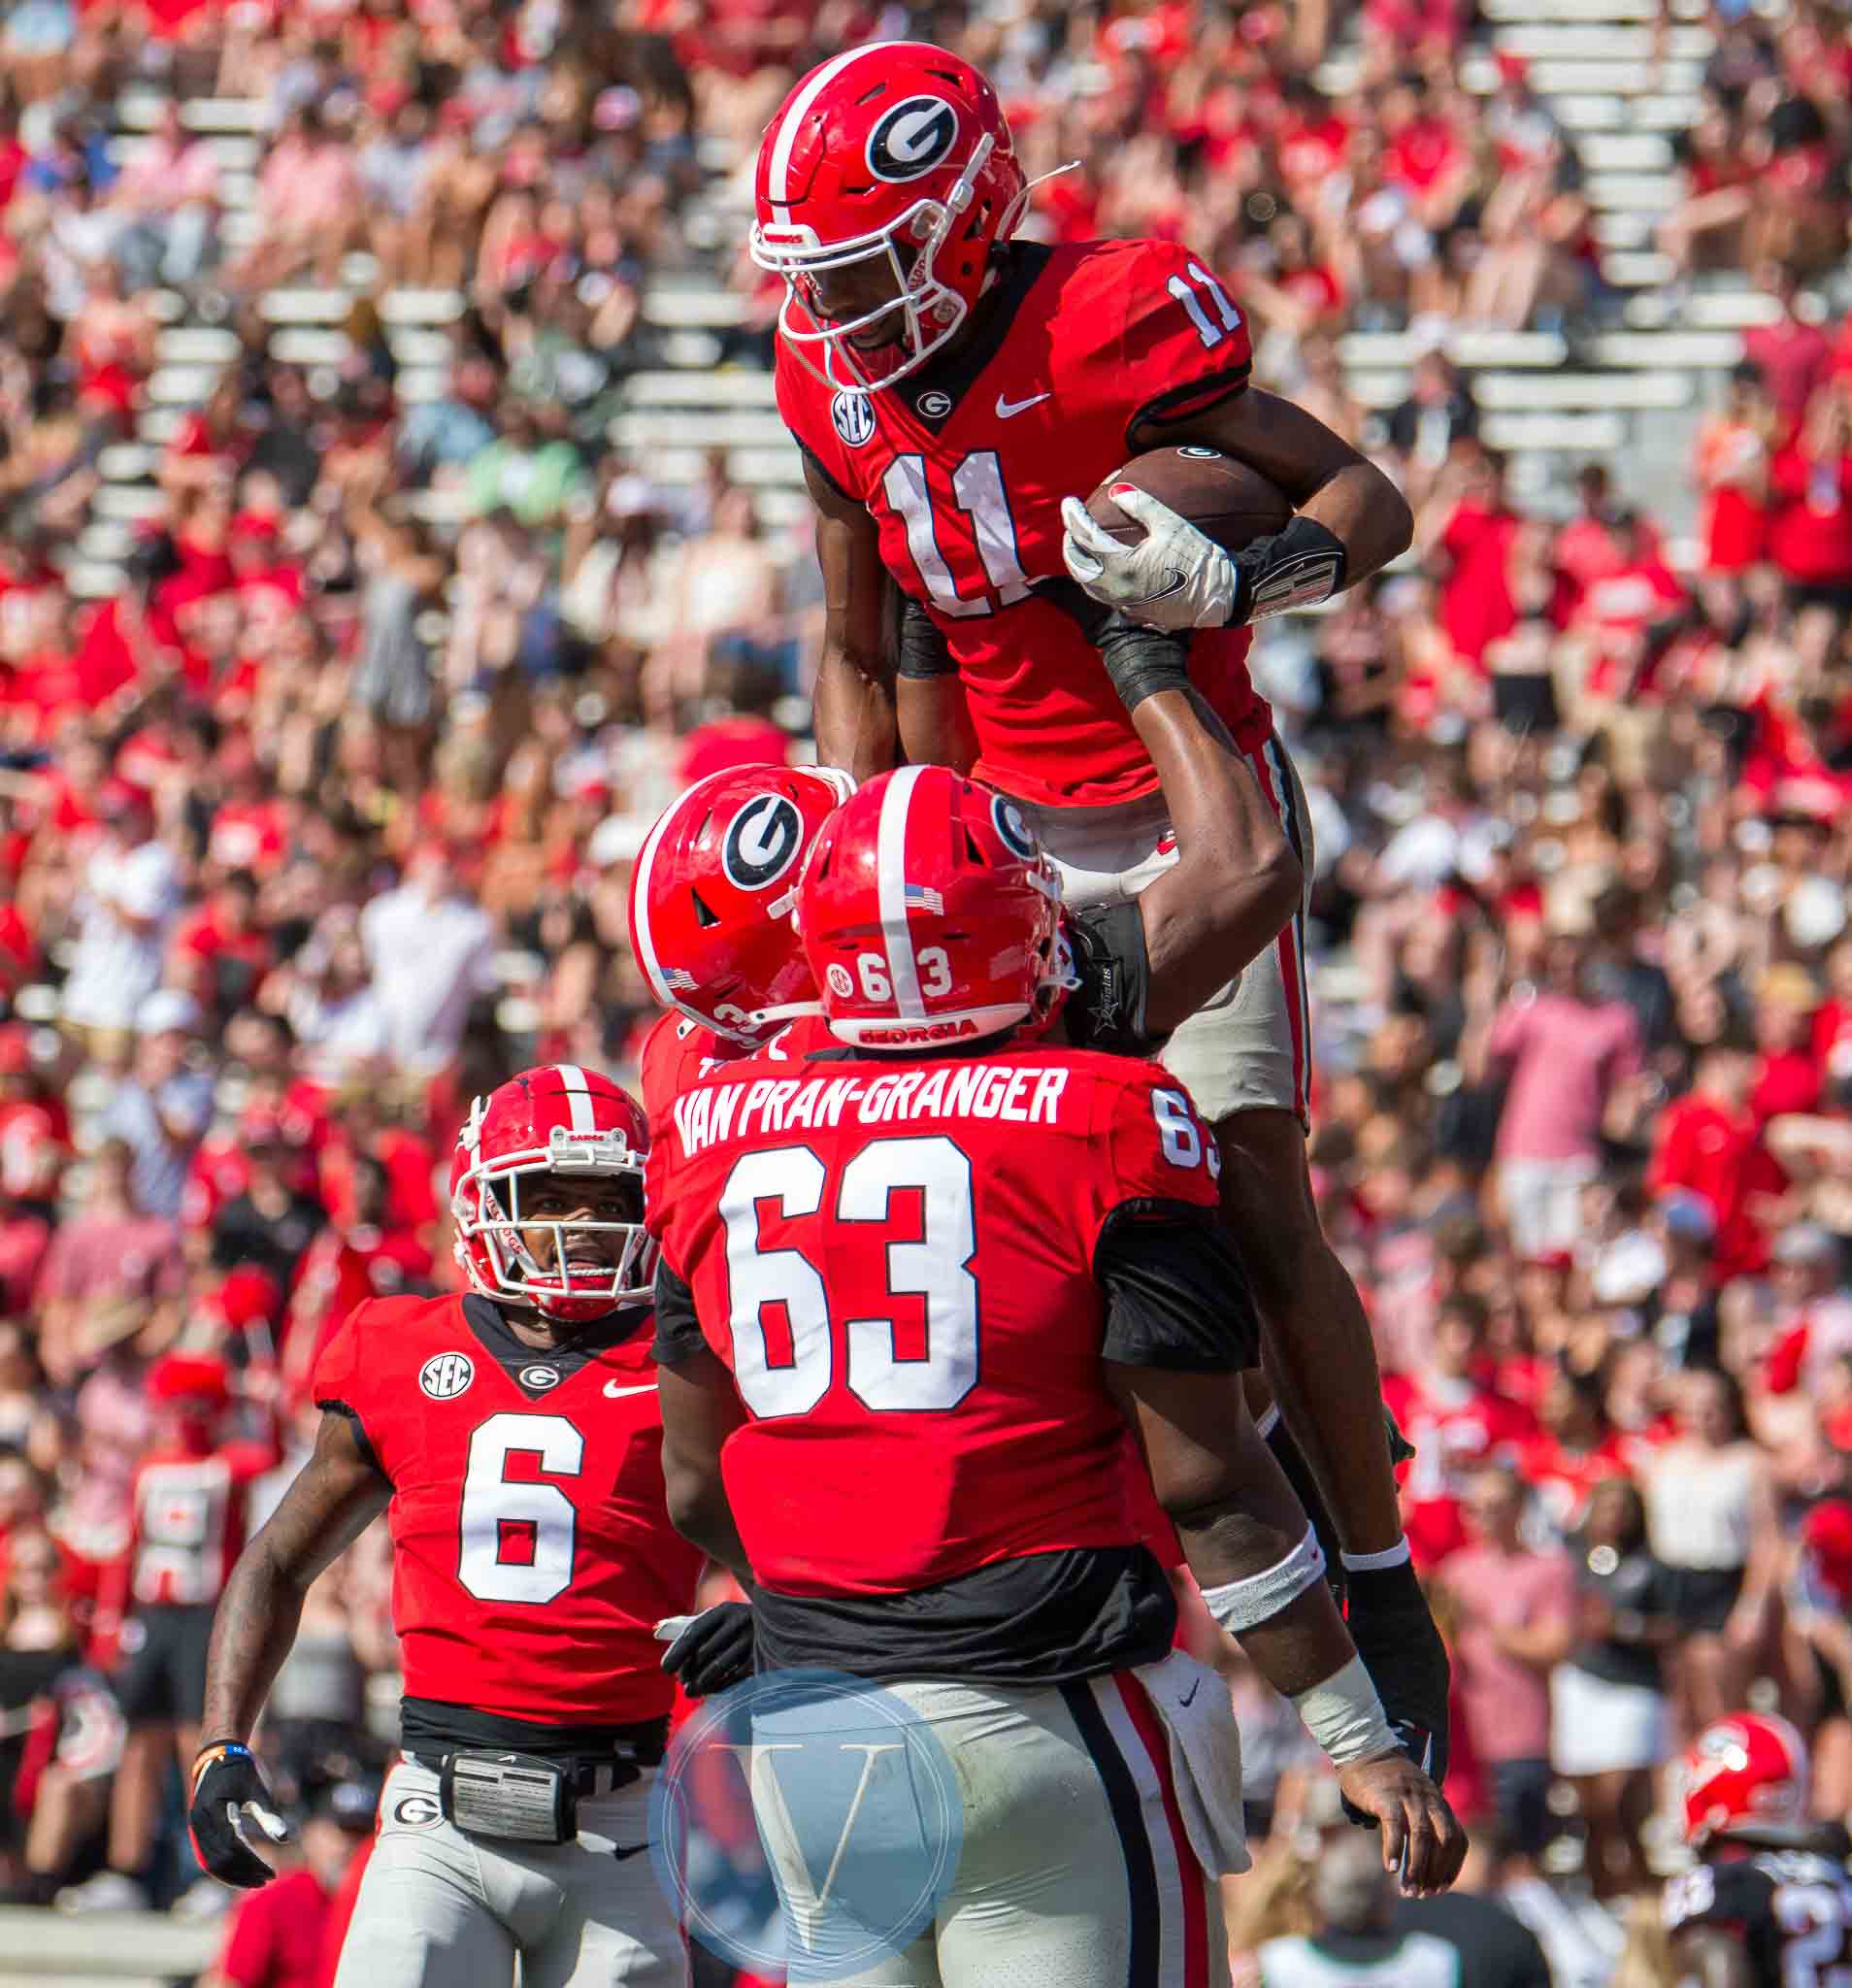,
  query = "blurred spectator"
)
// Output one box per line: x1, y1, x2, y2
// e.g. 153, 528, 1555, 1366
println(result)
1385, 350, 1479, 510
1437, 1465, 1576, 1868
1694, 365, 1775, 576
1259, 1831, 1458, 1988
58, 782, 181, 1042
357, 845, 496, 1077
1768, 382, 1852, 612
93, 990, 215, 1222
